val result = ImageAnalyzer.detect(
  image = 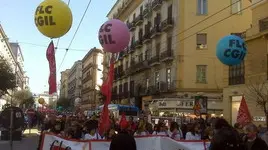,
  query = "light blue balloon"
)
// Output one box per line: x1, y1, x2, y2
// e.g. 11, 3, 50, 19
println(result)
216, 35, 247, 66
